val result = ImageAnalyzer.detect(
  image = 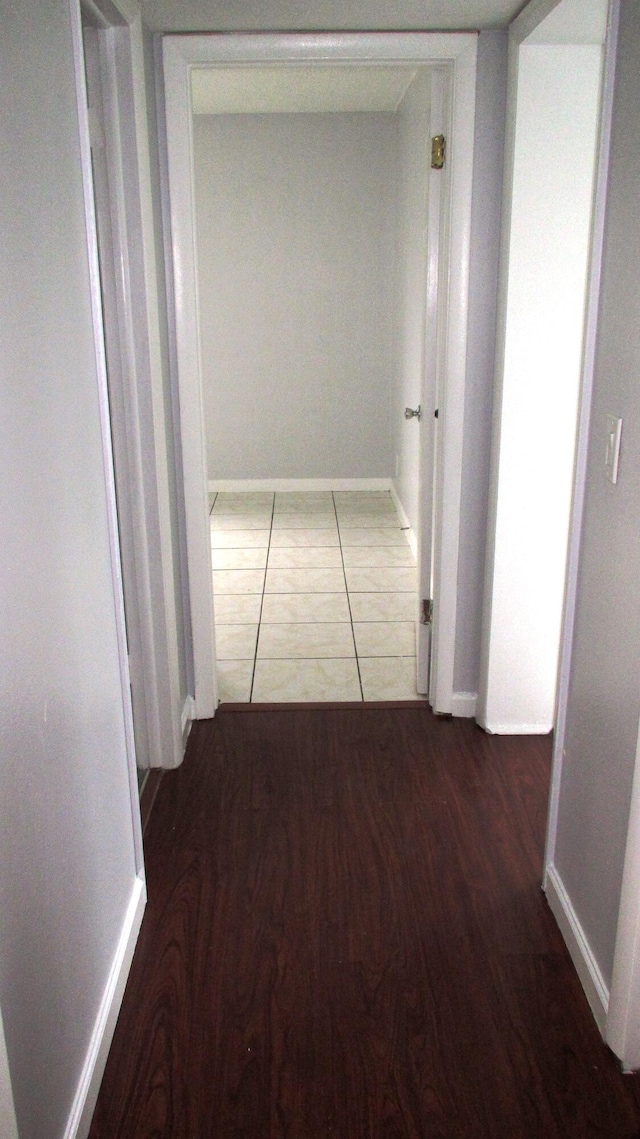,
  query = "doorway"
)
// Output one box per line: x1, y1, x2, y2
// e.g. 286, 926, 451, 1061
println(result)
192, 71, 430, 702
162, 32, 478, 719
